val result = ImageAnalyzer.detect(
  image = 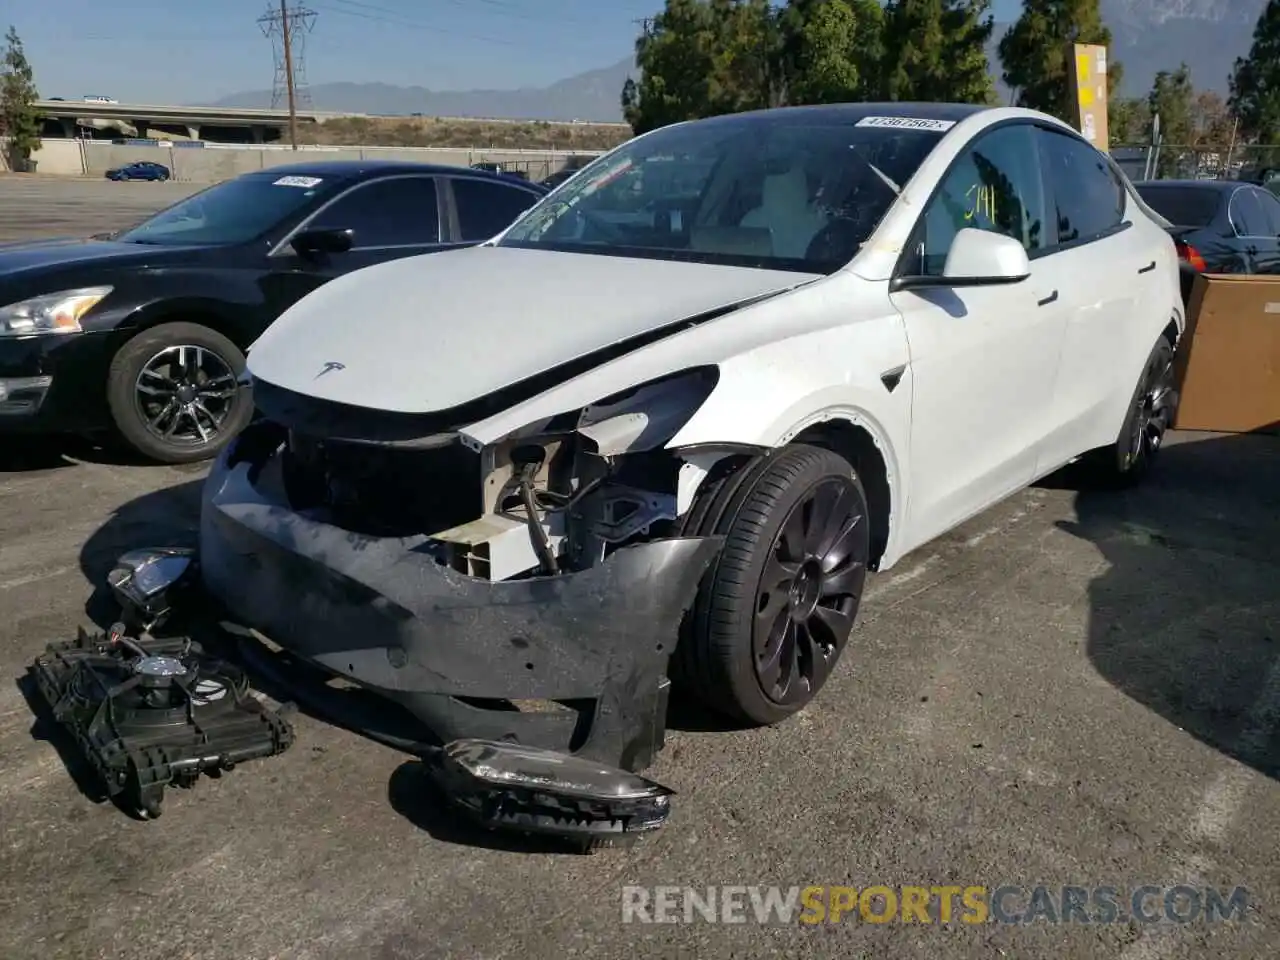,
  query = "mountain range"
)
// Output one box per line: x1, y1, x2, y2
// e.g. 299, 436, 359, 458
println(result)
207, 0, 1266, 121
